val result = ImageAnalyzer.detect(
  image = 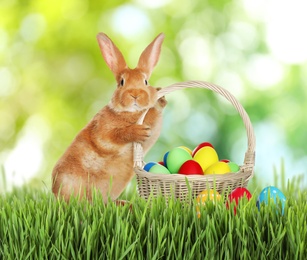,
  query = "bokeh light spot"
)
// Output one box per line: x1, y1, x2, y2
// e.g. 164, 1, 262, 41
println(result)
20, 13, 46, 42
245, 55, 284, 89
111, 5, 152, 37
0, 67, 15, 96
